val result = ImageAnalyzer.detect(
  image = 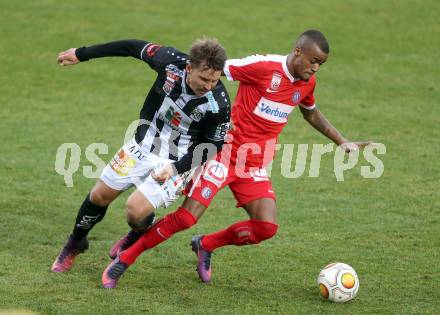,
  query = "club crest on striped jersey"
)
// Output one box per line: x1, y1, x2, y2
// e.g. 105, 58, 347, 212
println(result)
270, 72, 282, 90
190, 108, 203, 122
